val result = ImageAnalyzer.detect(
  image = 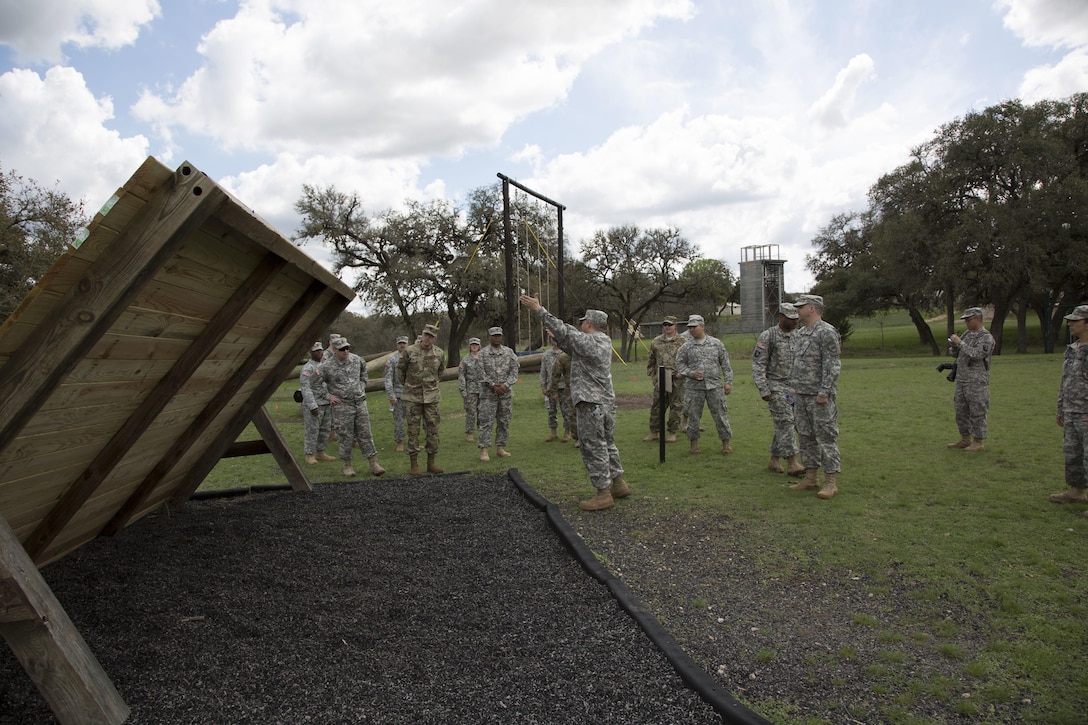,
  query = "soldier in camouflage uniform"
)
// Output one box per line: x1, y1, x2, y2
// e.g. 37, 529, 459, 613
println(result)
787, 294, 841, 499
676, 314, 734, 455
1048, 304, 1088, 513
384, 336, 410, 452
458, 337, 483, 442
520, 295, 627, 511
477, 327, 519, 461
946, 307, 994, 452
752, 303, 804, 476
548, 345, 577, 444
540, 339, 562, 441
300, 341, 336, 465
320, 337, 385, 478
643, 315, 686, 443
397, 324, 446, 475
